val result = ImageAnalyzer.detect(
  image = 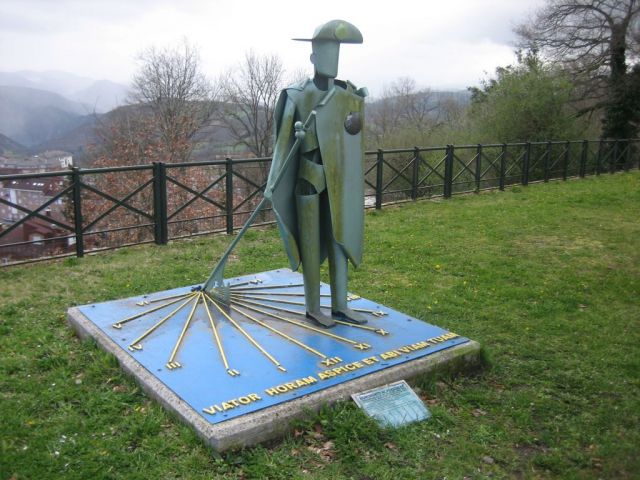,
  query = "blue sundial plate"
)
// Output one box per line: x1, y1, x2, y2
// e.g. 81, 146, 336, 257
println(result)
77, 269, 469, 424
